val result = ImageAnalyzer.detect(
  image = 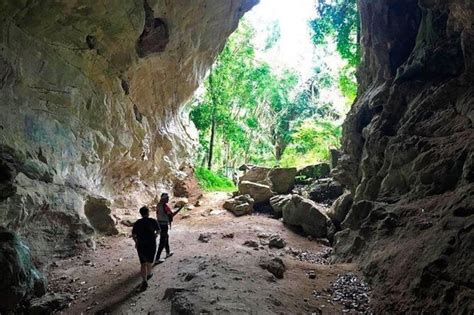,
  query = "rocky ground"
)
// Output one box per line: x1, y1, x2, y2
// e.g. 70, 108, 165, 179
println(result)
46, 192, 373, 314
